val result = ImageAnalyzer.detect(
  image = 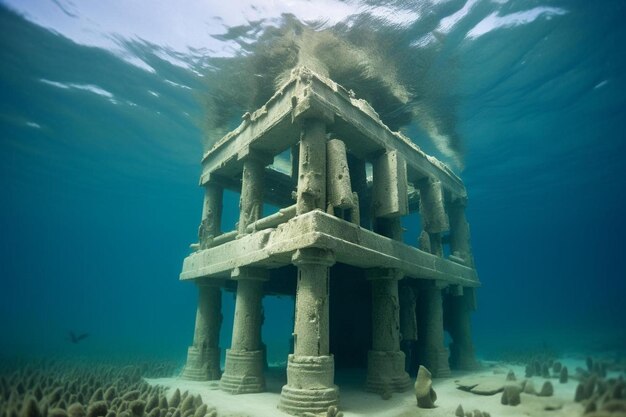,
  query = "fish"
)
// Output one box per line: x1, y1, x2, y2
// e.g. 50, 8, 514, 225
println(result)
68, 331, 89, 344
